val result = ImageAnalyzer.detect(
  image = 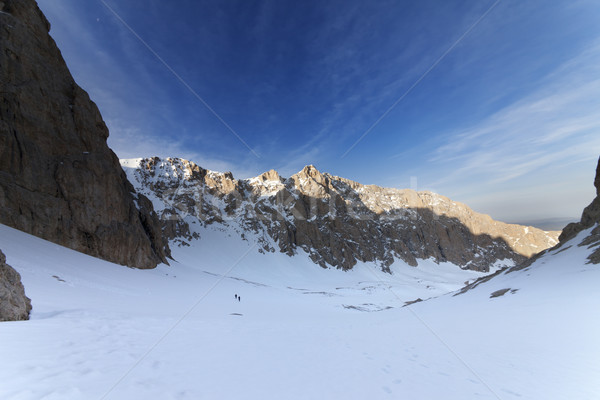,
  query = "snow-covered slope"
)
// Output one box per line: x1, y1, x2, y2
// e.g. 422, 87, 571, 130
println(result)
0, 221, 597, 399
416, 225, 600, 399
